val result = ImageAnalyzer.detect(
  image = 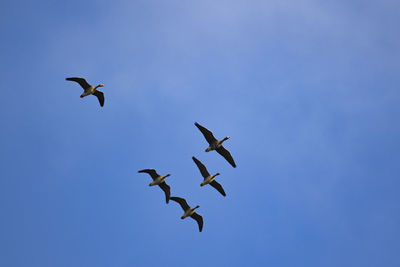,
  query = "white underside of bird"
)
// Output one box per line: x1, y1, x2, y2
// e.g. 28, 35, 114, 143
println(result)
80, 87, 96, 98
200, 174, 218, 186
149, 177, 165, 186
205, 137, 230, 152
181, 209, 196, 219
